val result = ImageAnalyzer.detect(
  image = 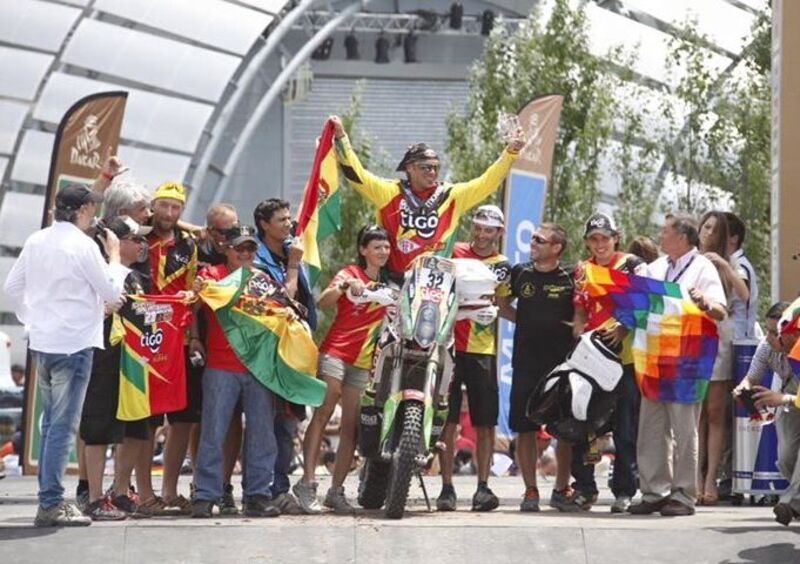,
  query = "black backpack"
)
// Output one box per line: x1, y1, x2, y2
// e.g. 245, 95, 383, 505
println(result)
526, 331, 624, 443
